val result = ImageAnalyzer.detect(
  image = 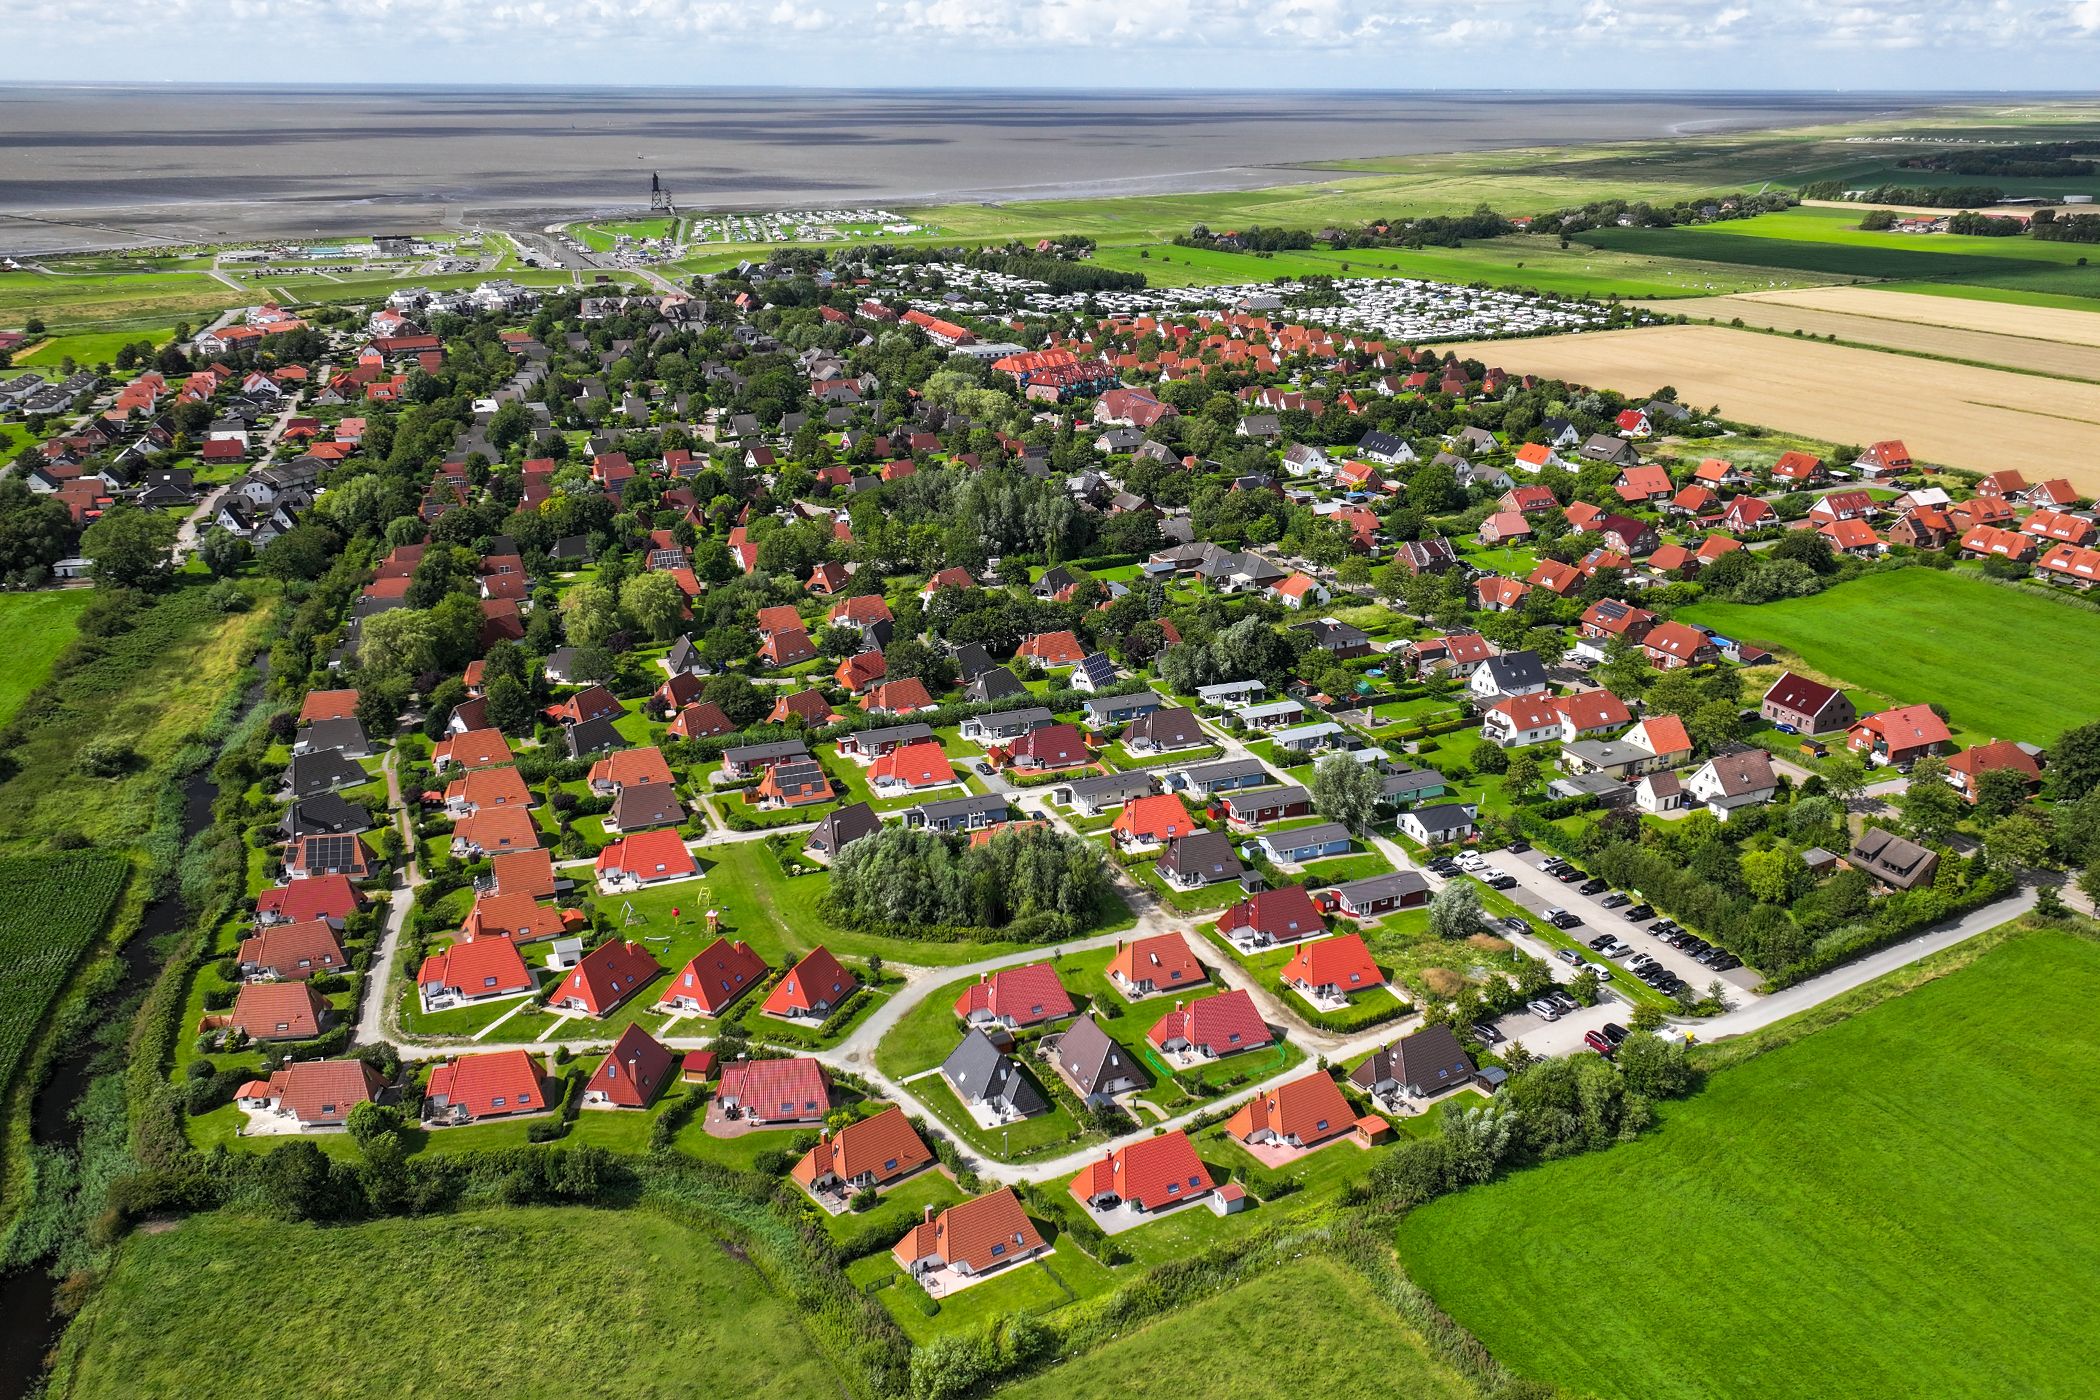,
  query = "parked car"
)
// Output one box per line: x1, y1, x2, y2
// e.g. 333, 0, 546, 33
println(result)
1501, 916, 1530, 937
1486, 873, 1518, 890
1508, 840, 1531, 853
1588, 934, 1617, 952
1547, 909, 1584, 929
1710, 953, 1742, 971
1556, 947, 1584, 967
1600, 892, 1631, 909
1602, 1022, 1630, 1047
1547, 990, 1578, 1013
1625, 904, 1655, 922
1472, 1021, 1505, 1045
1579, 876, 1609, 895
1583, 1029, 1616, 1056
1527, 999, 1562, 1022
1554, 866, 1585, 883
974, 760, 995, 776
